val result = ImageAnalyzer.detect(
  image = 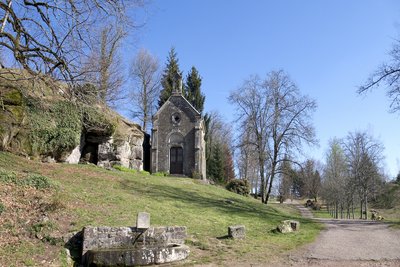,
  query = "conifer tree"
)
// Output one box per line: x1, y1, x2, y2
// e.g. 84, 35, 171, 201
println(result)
158, 47, 182, 108
211, 143, 224, 183
184, 66, 205, 114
